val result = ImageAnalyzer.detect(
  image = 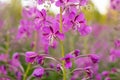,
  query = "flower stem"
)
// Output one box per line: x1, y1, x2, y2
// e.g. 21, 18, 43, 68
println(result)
23, 31, 37, 80
6, 31, 9, 54
23, 63, 31, 80
59, 7, 67, 80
